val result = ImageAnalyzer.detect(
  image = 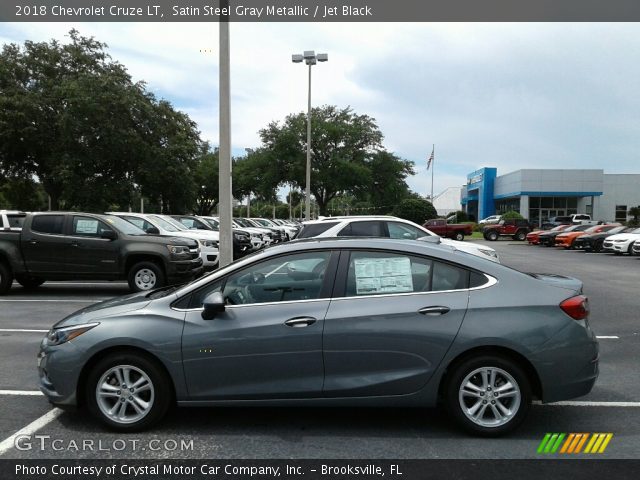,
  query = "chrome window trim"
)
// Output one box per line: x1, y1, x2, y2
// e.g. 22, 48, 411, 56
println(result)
172, 274, 497, 312
172, 297, 332, 313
